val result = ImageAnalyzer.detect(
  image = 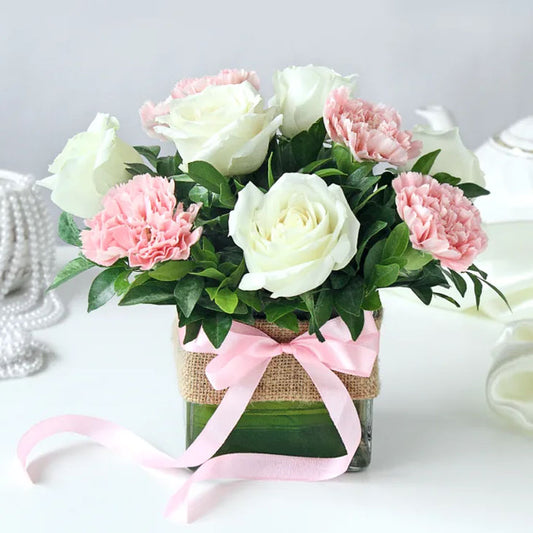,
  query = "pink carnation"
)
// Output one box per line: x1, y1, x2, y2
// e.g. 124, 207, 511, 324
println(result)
139, 69, 260, 138
81, 174, 202, 270
323, 87, 422, 166
392, 172, 487, 271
